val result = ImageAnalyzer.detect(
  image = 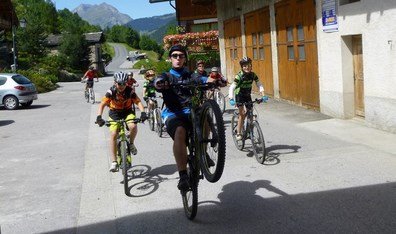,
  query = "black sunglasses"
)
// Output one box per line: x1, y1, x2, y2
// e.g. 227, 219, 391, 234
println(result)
171, 53, 186, 59
117, 82, 126, 86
